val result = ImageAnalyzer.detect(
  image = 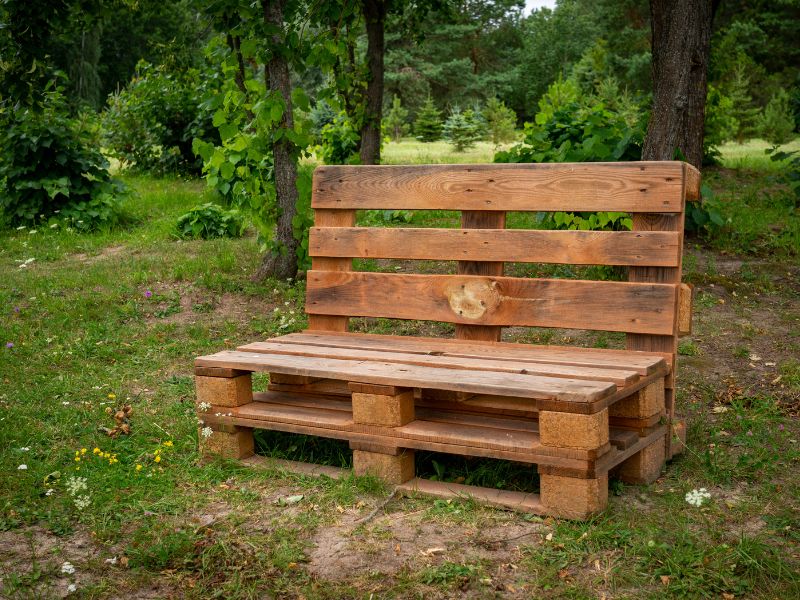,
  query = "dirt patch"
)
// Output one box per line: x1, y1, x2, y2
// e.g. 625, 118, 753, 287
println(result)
72, 245, 127, 264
